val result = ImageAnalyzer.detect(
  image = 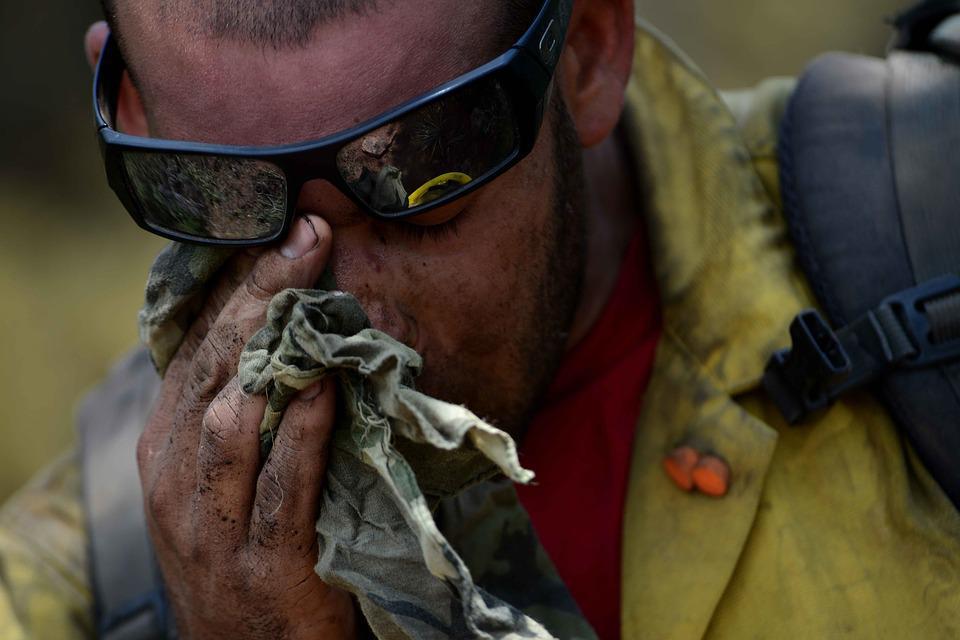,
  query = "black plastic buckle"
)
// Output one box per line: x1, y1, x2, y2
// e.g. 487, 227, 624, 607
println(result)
880, 273, 960, 368
764, 275, 960, 425
763, 310, 853, 424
